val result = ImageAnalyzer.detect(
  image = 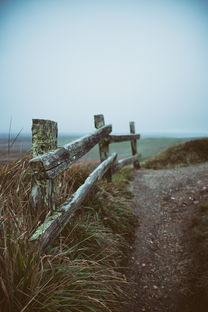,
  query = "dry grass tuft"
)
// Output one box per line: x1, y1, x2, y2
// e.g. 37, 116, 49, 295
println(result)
0, 155, 135, 311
